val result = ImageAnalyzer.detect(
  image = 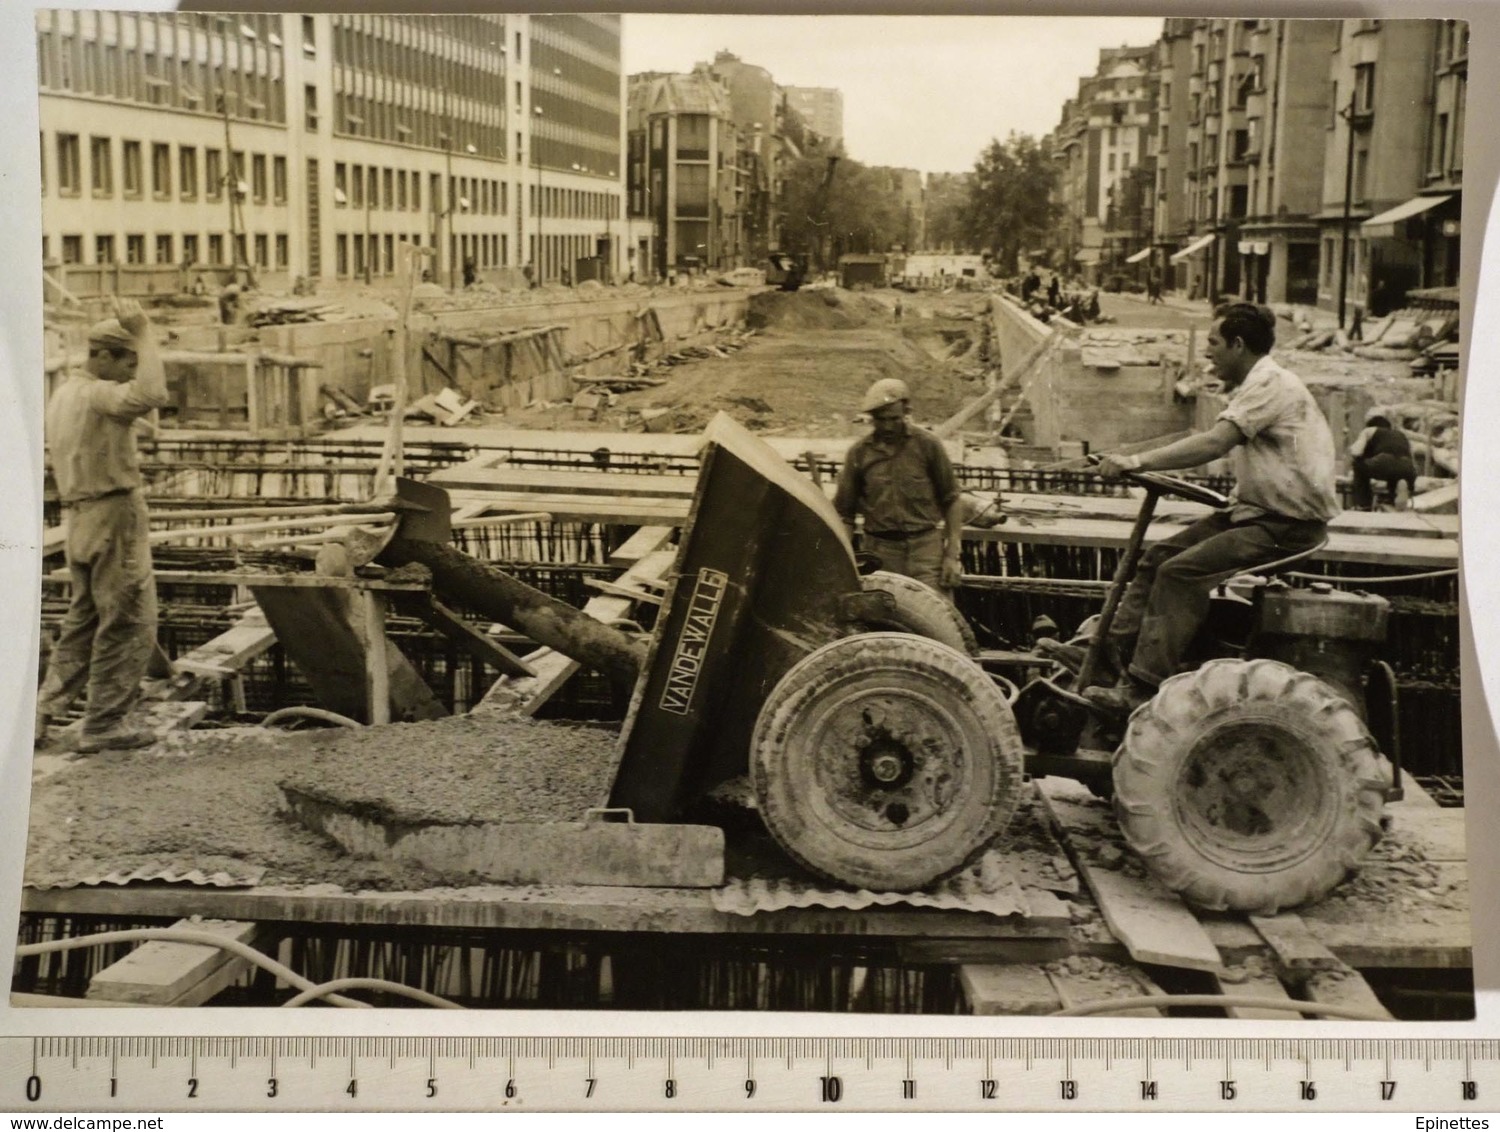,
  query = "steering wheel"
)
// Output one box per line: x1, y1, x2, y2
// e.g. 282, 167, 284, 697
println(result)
1087, 454, 1229, 509
1126, 469, 1229, 508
